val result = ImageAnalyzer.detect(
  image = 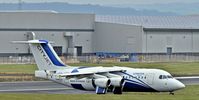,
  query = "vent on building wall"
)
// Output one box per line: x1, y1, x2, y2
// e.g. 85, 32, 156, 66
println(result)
64, 32, 73, 37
